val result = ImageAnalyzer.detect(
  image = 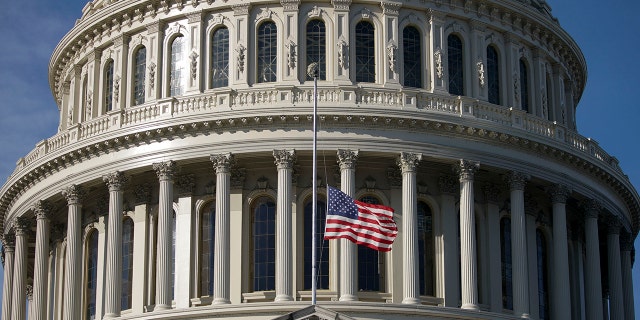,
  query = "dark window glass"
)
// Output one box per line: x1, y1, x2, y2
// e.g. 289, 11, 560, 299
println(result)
170, 36, 186, 96
304, 198, 329, 289
418, 201, 434, 296
134, 47, 146, 105
501, 217, 513, 310
122, 218, 134, 310
257, 22, 277, 83
546, 75, 552, 120
355, 21, 375, 83
447, 34, 464, 95
211, 28, 229, 88
306, 20, 326, 81
86, 230, 99, 319
537, 230, 550, 319
82, 77, 88, 120
520, 59, 529, 112
487, 46, 500, 105
104, 60, 114, 112
358, 195, 382, 291
403, 26, 422, 88
253, 197, 276, 291
201, 202, 215, 296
